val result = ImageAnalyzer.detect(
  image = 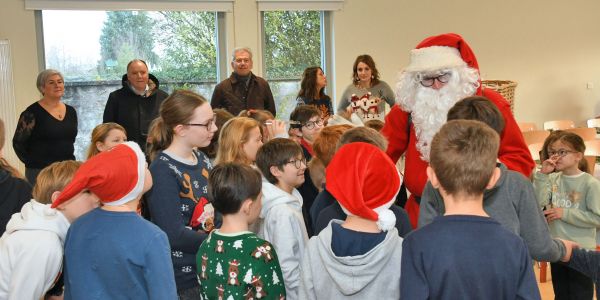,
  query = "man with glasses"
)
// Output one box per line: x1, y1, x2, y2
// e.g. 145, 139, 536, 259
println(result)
381, 33, 534, 228
210, 47, 276, 117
